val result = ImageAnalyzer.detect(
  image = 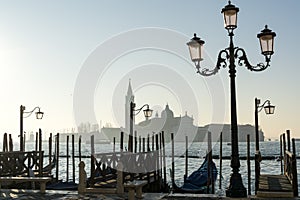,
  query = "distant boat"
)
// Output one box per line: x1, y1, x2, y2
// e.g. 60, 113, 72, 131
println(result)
227, 143, 231, 145
171, 157, 217, 193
